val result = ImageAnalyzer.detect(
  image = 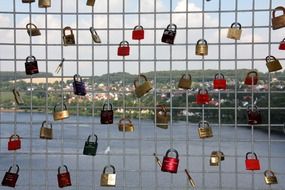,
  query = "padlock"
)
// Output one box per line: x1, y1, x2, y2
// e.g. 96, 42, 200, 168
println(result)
178, 74, 192, 89
100, 165, 116, 187
213, 73, 227, 90
161, 148, 179, 173
279, 38, 285, 50
89, 27, 101, 43
264, 170, 278, 185
26, 23, 41, 36
244, 71, 258, 85
40, 120, 53, 139
63, 26, 75, 46
25, 55, 39, 75
22, 0, 35, 3
245, 152, 261, 170
265, 55, 282, 72
161, 24, 177, 44
57, 165, 72, 188
83, 134, 98, 156
12, 88, 24, 105
134, 74, 152, 98
117, 41, 130, 56
247, 105, 262, 125
38, 0, 51, 8
196, 89, 210, 105
195, 39, 208, 56
73, 74, 86, 96
1, 165, 19, 188
8, 134, 21, 151
156, 105, 169, 129
101, 103, 114, 124
227, 22, 242, 40
210, 151, 220, 166
53, 103, 69, 121
118, 118, 135, 132
132, 25, 144, 40
272, 6, 285, 30
86, 0, 96, 6
198, 121, 213, 139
